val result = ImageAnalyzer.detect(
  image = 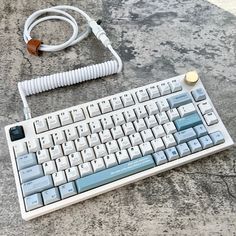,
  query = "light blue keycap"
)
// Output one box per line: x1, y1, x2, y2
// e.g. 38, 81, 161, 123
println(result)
210, 131, 225, 145
167, 92, 192, 108
42, 187, 60, 205
176, 143, 191, 157
192, 88, 206, 102
199, 135, 213, 149
59, 182, 77, 199
152, 151, 167, 166
194, 124, 208, 137
75, 155, 155, 193
188, 139, 202, 153
17, 153, 37, 170
22, 175, 53, 197
24, 193, 43, 211
174, 128, 197, 144
174, 112, 202, 131
165, 147, 179, 161
19, 165, 44, 183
